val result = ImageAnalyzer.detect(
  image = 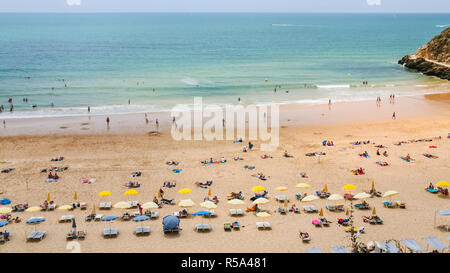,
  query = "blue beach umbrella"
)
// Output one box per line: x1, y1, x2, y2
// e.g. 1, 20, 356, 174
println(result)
0, 198, 11, 205
162, 215, 180, 229
0, 220, 8, 227
133, 215, 150, 222
101, 216, 118, 221
192, 211, 212, 216
26, 217, 45, 224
